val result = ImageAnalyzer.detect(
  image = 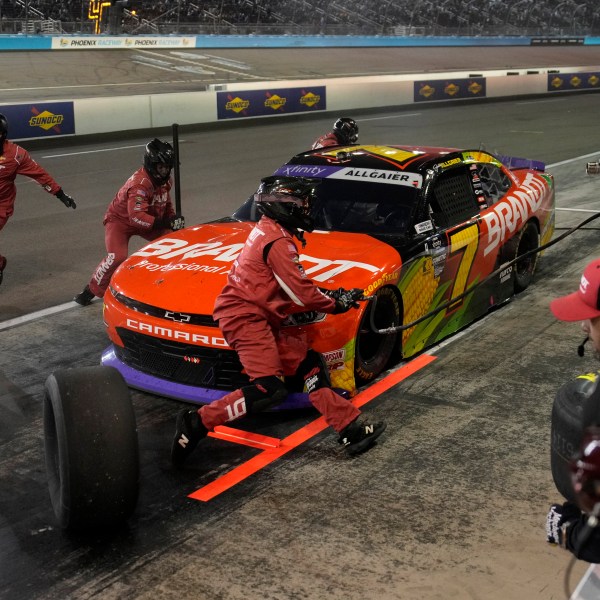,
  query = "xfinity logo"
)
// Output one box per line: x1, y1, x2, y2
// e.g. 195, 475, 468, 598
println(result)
164, 311, 191, 323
